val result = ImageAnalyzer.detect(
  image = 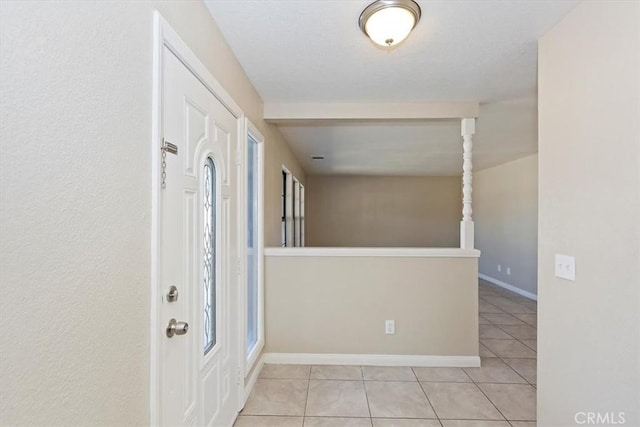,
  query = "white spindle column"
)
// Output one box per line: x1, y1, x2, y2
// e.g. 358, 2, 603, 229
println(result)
460, 118, 475, 249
